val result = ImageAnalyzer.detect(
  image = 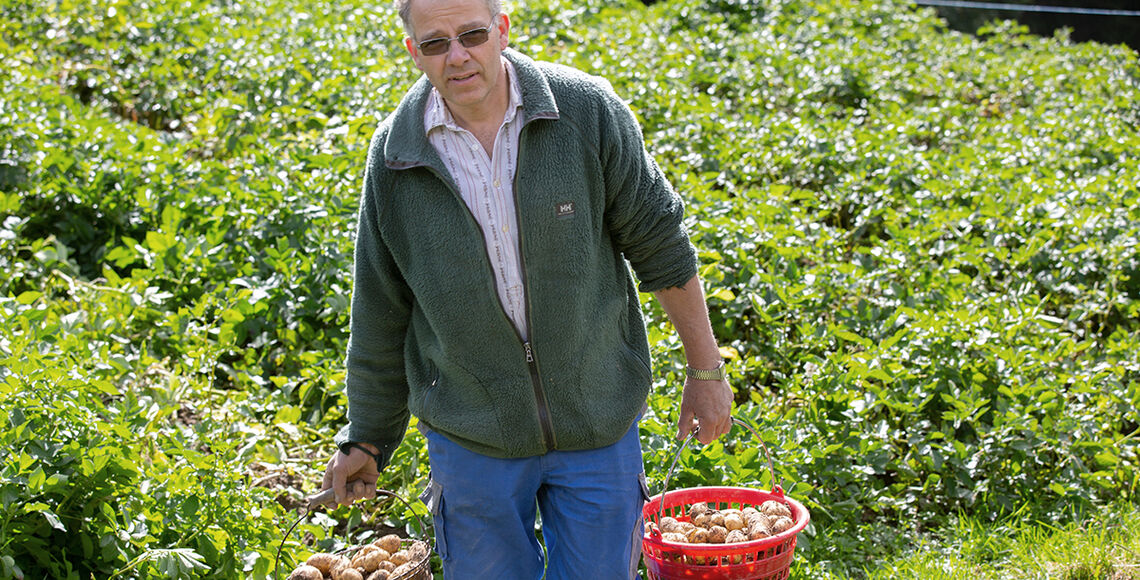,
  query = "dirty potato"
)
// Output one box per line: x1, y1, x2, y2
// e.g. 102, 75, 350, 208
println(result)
770, 515, 794, 534
389, 549, 412, 567
389, 562, 416, 578
333, 568, 364, 580
374, 534, 403, 554
708, 511, 725, 527
723, 512, 746, 531
351, 547, 388, 573
659, 516, 683, 534
287, 565, 323, 580
760, 500, 792, 518
687, 503, 711, 519
706, 525, 728, 544
686, 527, 710, 544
